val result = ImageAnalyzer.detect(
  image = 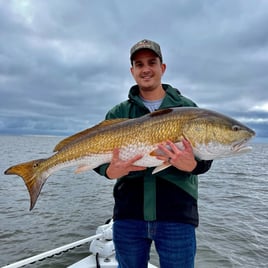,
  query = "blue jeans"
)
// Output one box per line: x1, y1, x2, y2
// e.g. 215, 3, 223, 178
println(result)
113, 219, 196, 268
